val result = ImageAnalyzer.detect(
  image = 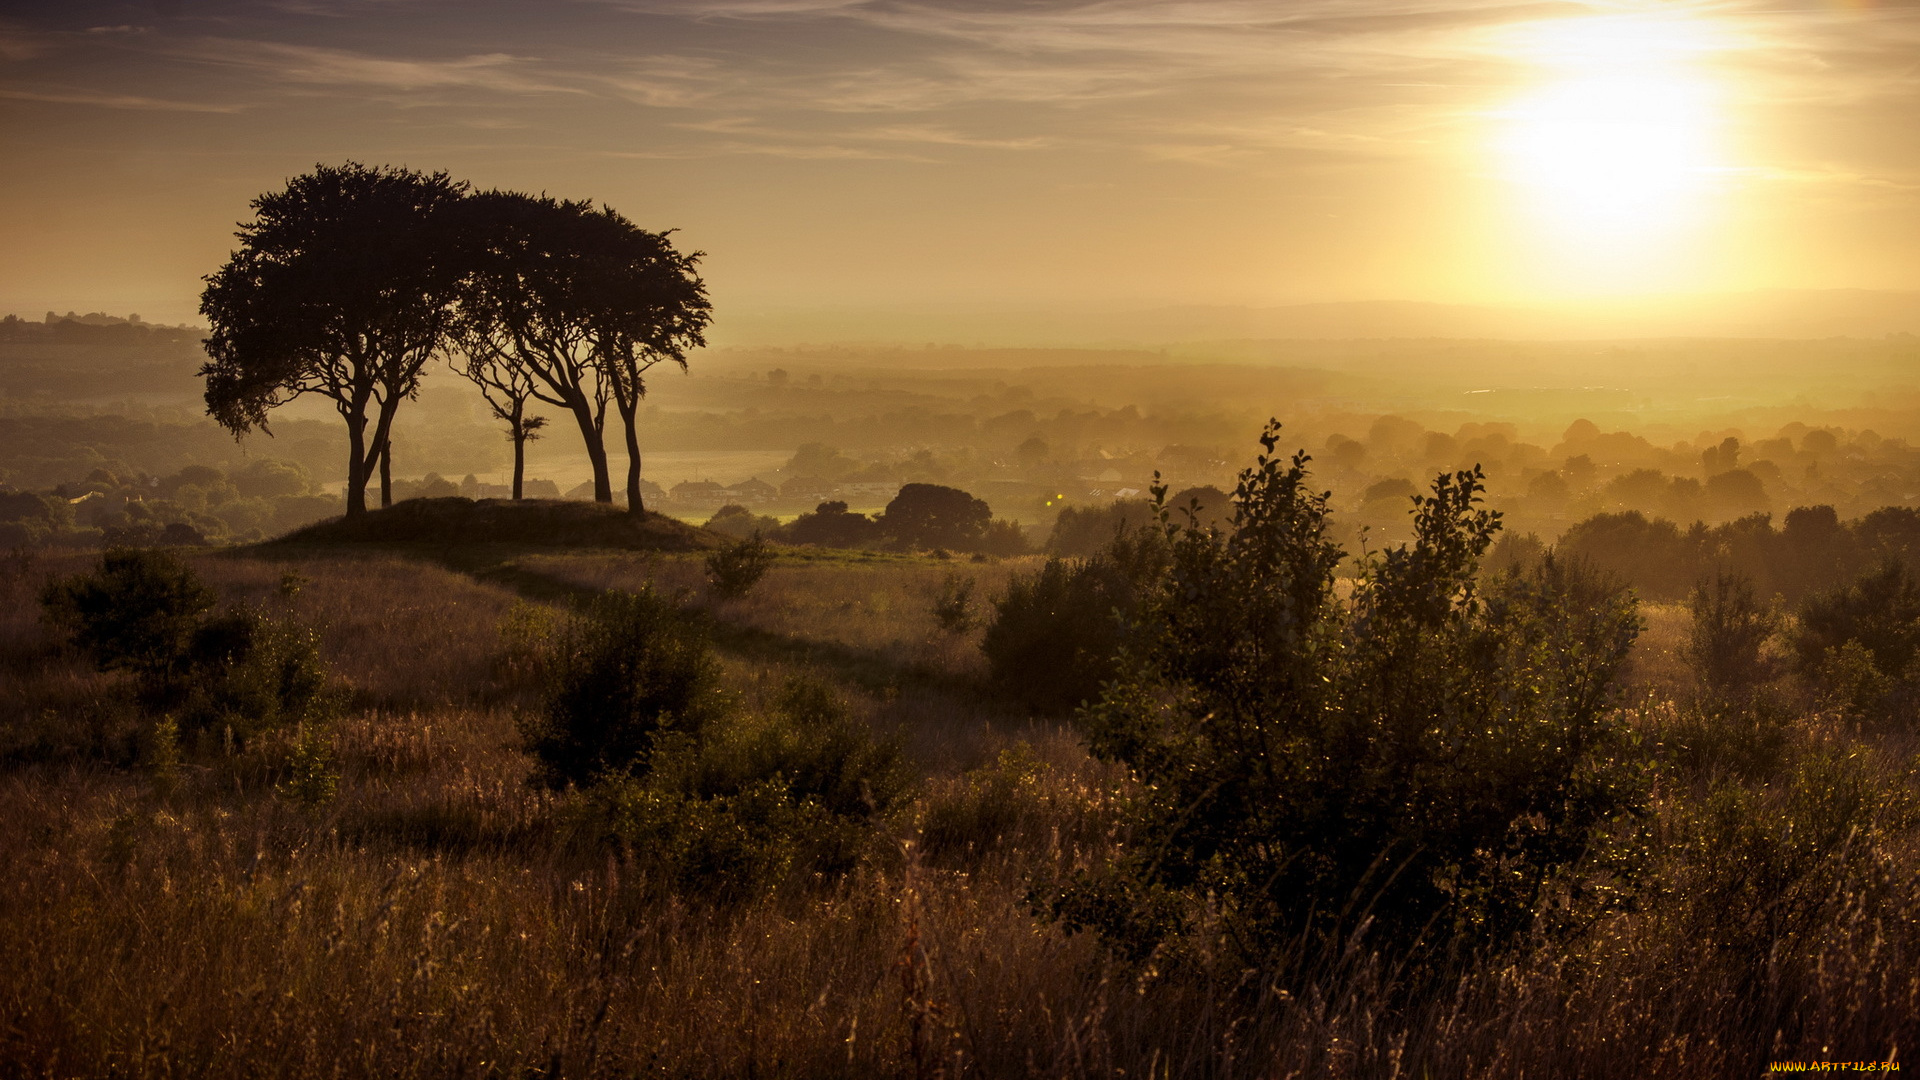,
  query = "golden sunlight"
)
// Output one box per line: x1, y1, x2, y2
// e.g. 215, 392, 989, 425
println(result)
1487, 14, 1733, 288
